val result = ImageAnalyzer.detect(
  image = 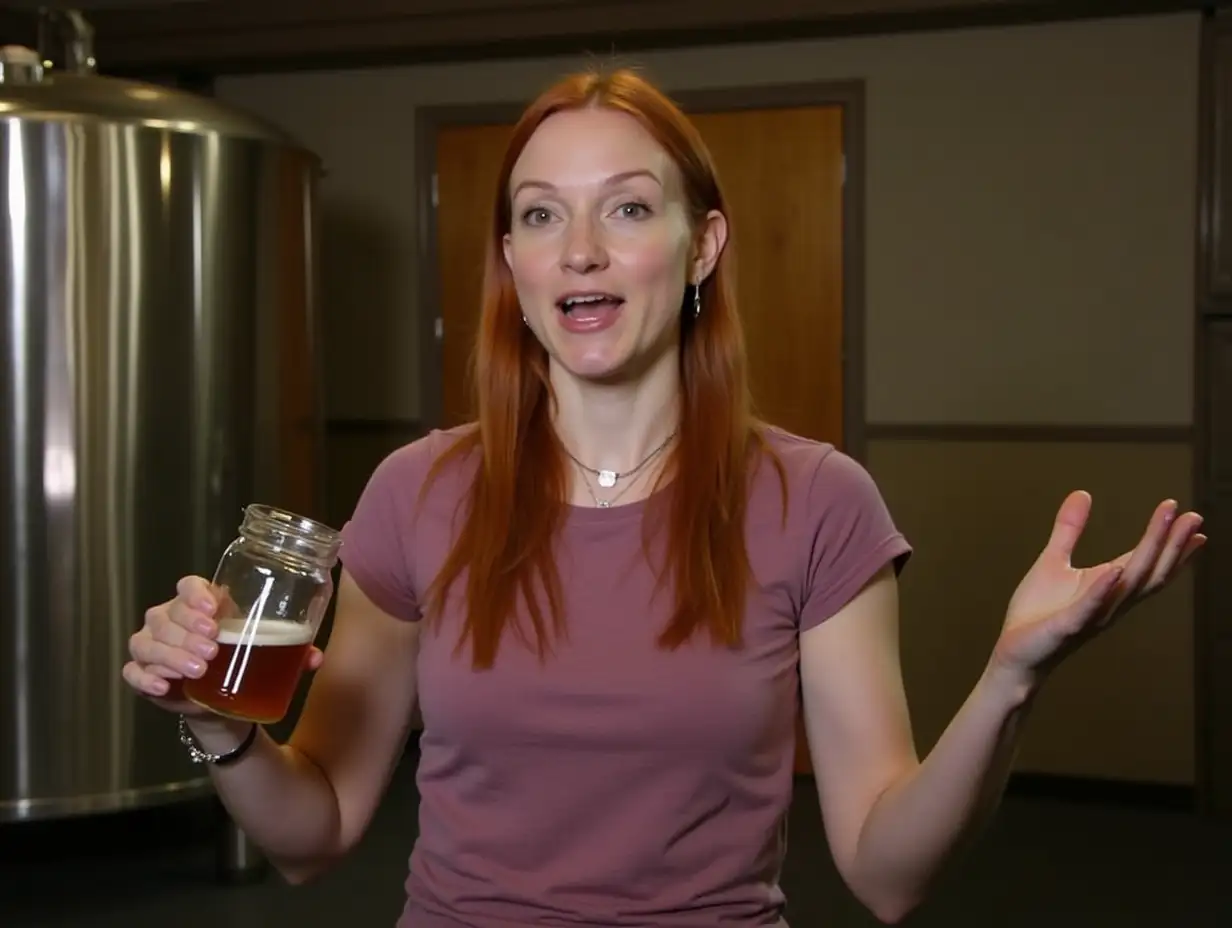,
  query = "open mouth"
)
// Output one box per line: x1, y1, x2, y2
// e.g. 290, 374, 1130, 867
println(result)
557, 292, 625, 315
